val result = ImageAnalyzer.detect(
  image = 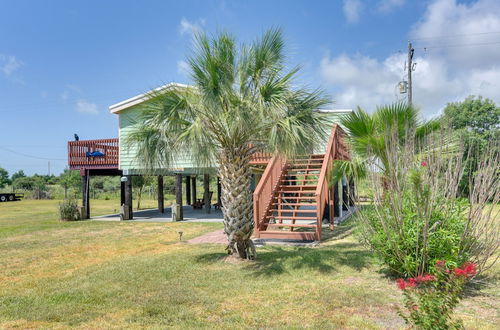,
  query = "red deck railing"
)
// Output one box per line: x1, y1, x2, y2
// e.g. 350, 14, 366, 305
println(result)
314, 125, 349, 237
253, 156, 287, 232
68, 138, 119, 170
